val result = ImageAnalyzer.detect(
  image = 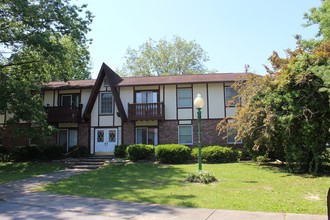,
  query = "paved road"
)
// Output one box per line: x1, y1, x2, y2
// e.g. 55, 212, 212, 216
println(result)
0, 169, 327, 220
